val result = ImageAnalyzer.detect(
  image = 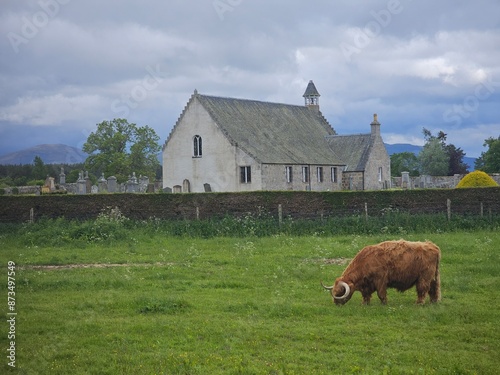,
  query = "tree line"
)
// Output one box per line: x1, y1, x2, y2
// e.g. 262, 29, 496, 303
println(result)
391, 129, 500, 177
